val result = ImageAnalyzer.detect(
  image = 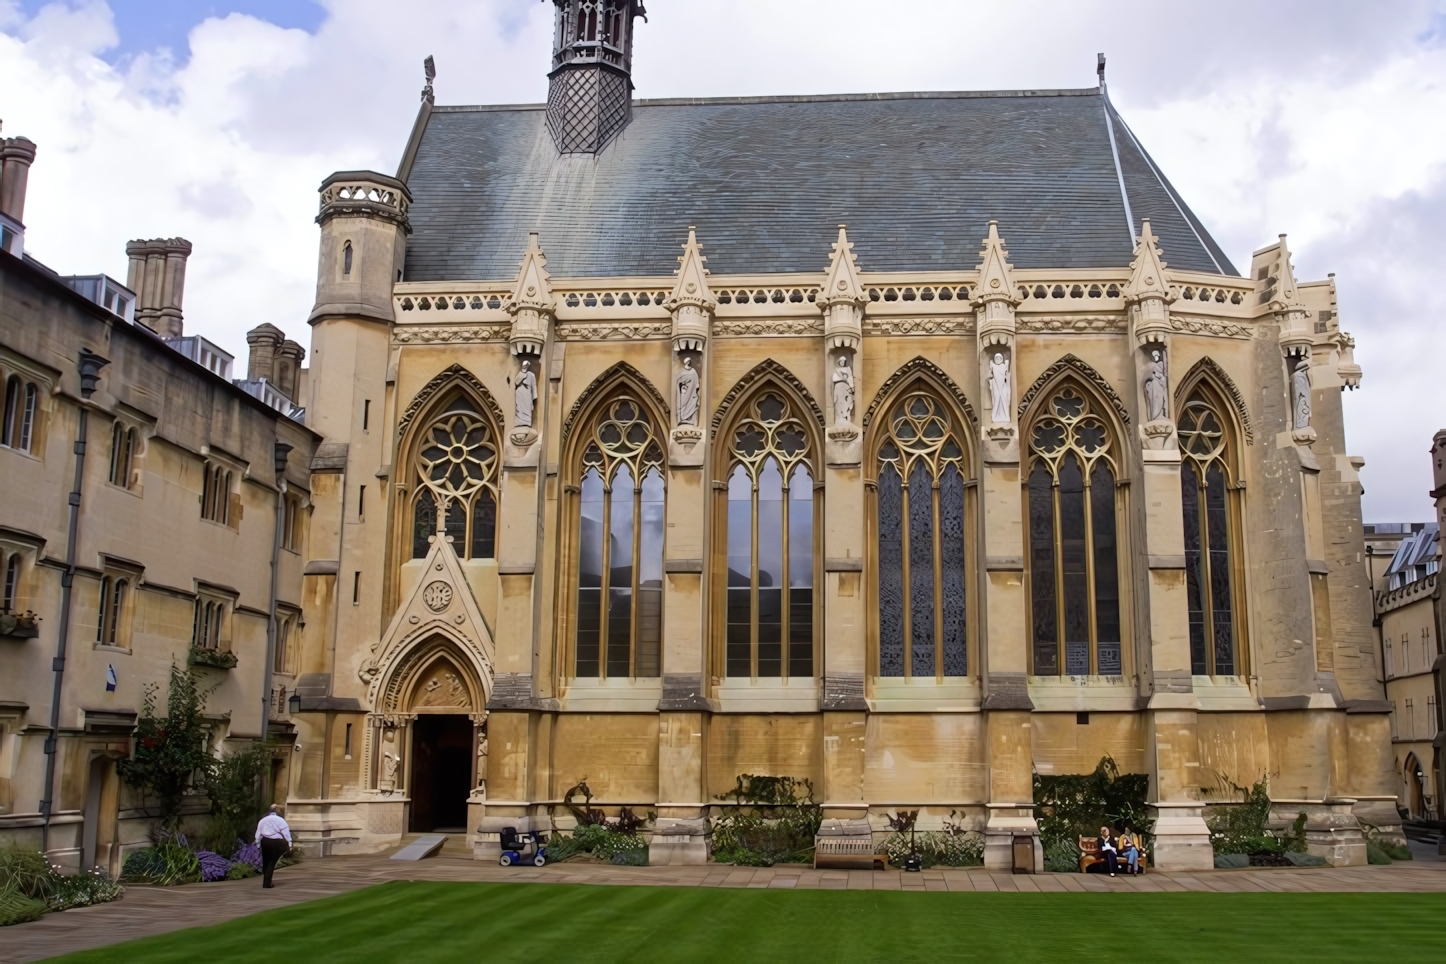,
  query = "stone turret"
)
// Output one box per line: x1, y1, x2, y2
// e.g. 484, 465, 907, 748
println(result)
310, 171, 411, 325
